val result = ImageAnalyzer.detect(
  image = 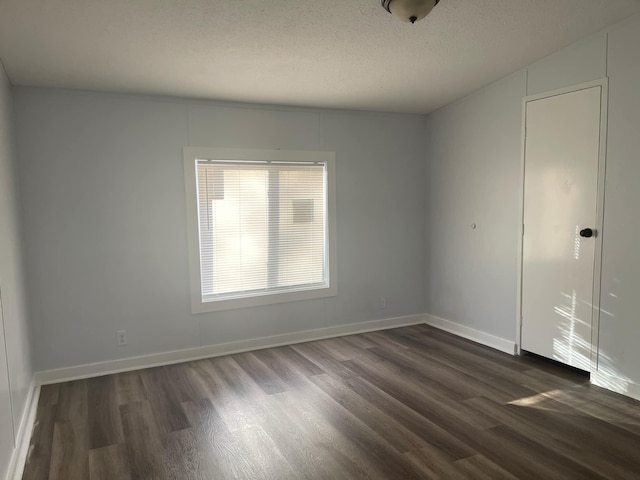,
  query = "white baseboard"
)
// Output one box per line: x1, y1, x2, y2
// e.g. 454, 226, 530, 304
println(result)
36, 314, 425, 385
5, 379, 40, 480
591, 370, 640, 402
424, 314, 516, 355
